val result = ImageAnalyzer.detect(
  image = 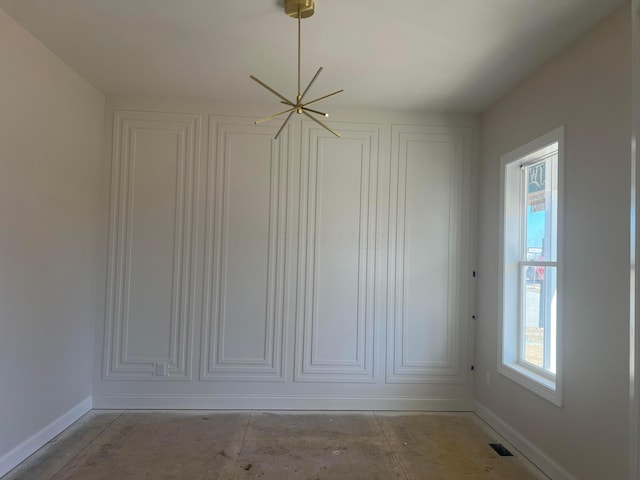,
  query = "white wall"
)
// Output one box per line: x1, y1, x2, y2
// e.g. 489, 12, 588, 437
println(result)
92, 98, 479, 410
476, 4, 630, 480
0, 7, 105, 468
